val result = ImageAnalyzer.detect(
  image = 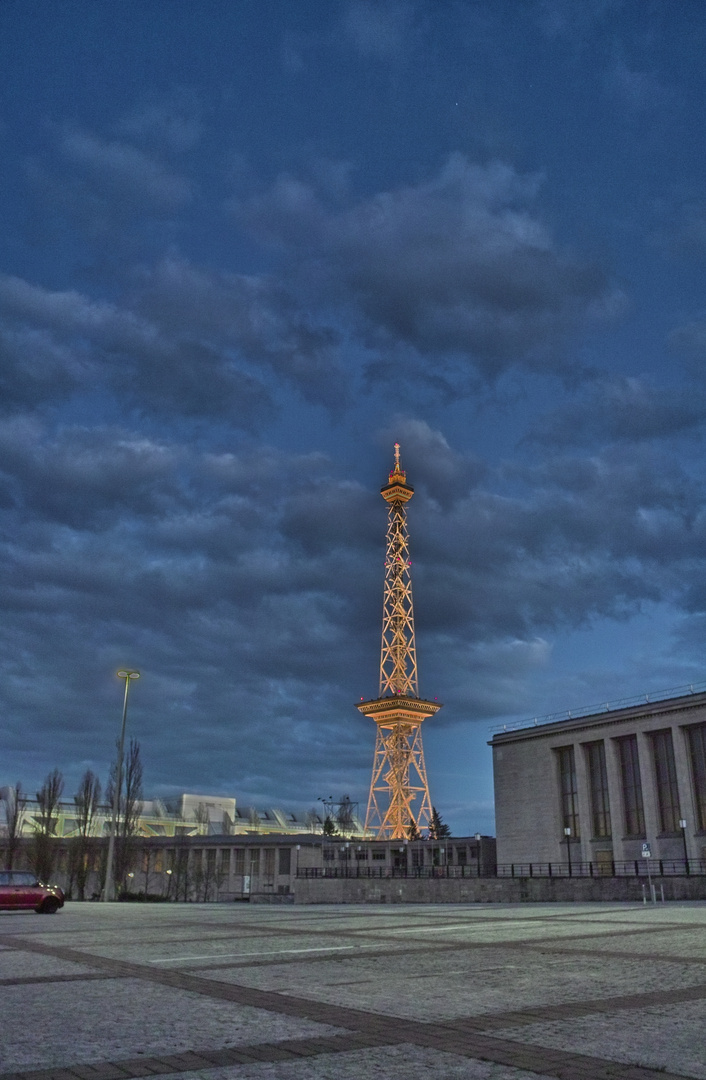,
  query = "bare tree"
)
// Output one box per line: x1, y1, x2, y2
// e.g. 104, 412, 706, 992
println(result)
194, 802, 210, 834
2, 784, 27, 871
31, 769, 64, 882
72, 770, 101, 900
106, 739, 144, 894
335, 795, 355, 837
172, 843, 192, 902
